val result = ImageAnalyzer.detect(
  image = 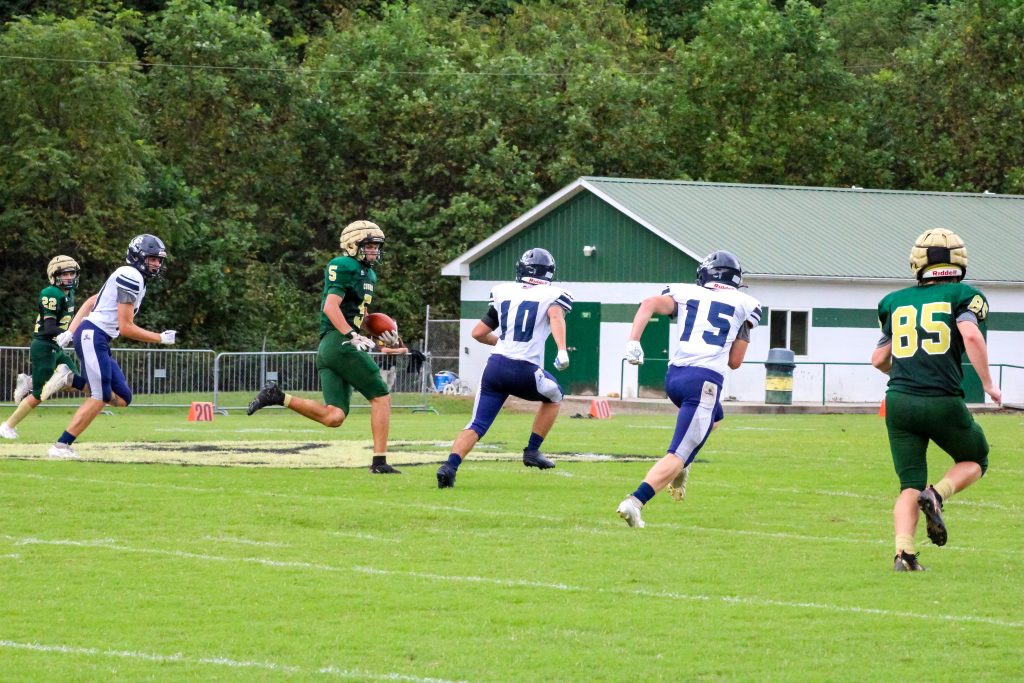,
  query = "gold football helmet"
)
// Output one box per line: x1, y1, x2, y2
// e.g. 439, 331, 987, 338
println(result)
47, 255, 80, 290
339, 220, 385, 265
909, 228, 967, 281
